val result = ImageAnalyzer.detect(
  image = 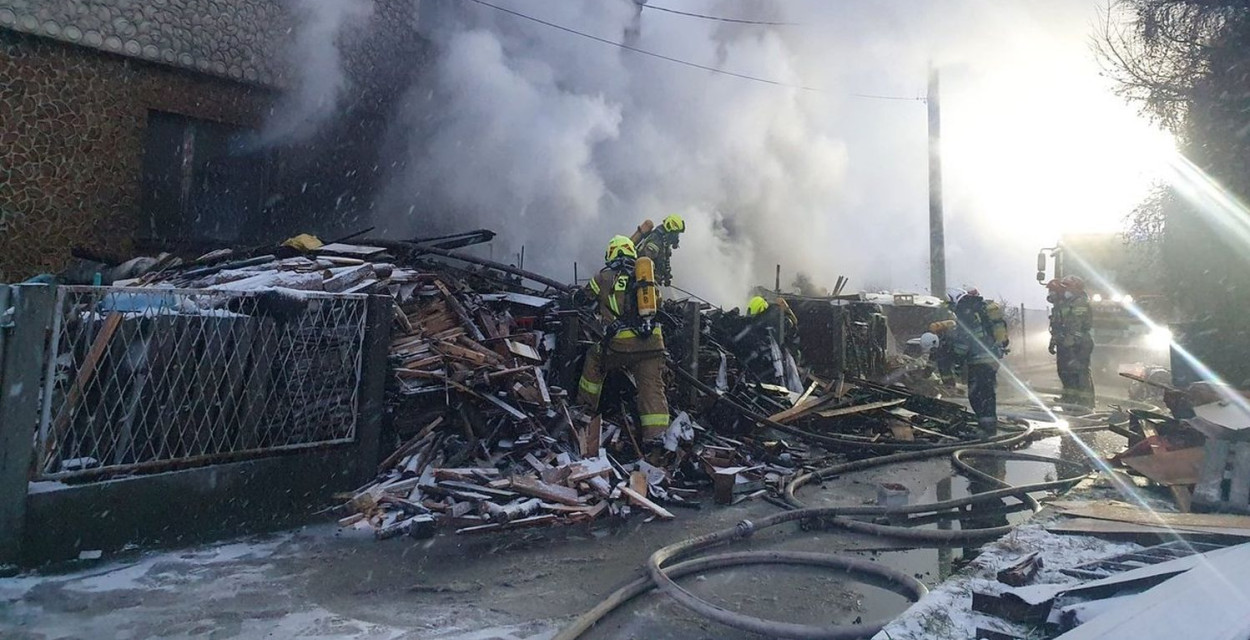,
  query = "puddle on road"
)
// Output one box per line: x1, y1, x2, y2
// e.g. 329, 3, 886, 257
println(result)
867, 428, 1128, 587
